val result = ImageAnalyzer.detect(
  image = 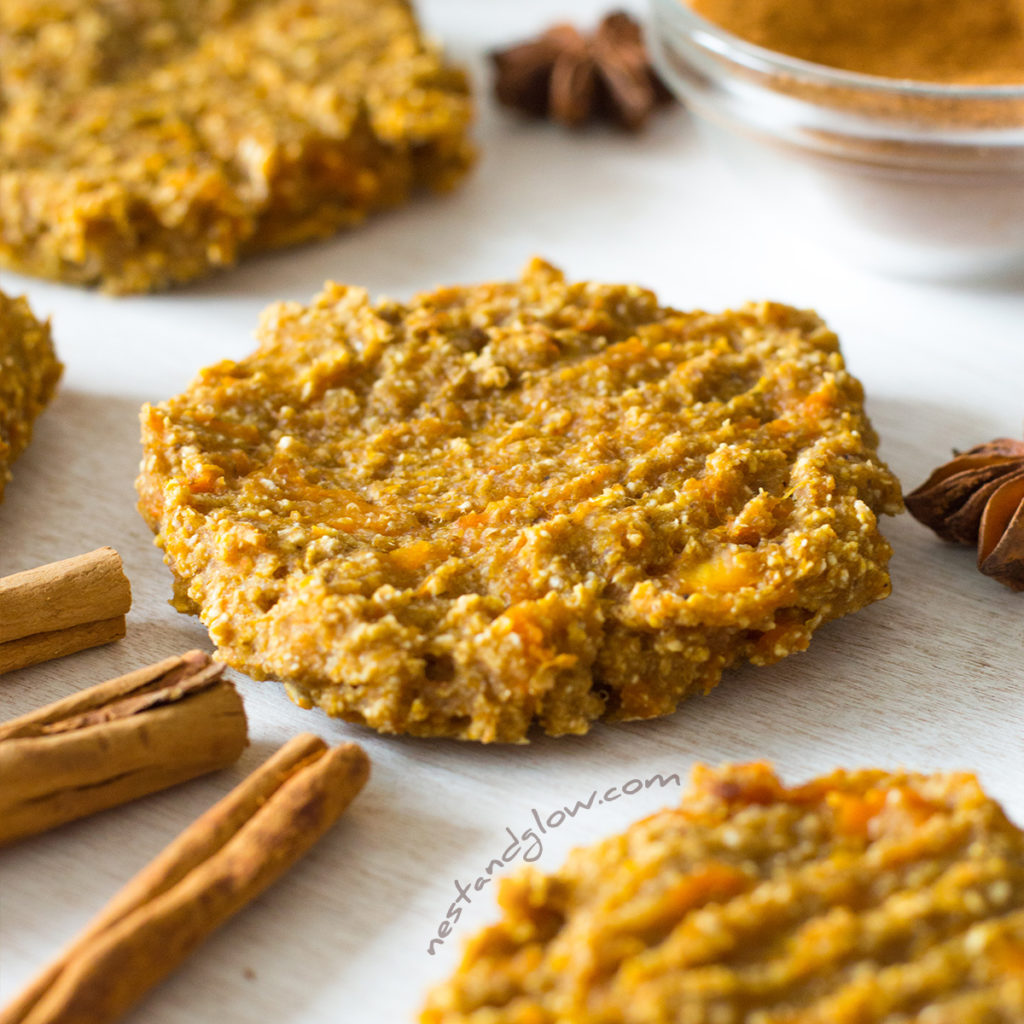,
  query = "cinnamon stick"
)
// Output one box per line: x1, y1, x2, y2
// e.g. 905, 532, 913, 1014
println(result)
0, 651, 247, 846
0, 548, 132, 674
0, 734, 370, 1024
